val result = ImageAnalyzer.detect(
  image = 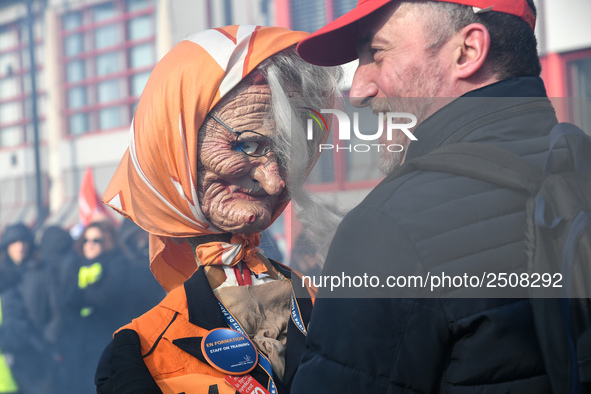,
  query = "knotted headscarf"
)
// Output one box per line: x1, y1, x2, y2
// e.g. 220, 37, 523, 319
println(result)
103, 26, 309, 292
